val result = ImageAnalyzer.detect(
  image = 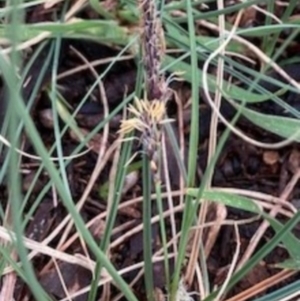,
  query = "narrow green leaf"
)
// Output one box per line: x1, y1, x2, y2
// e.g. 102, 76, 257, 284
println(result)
162, 55, 271, 103
0, 19, 131, 45
235, 104, 300, 141
187, 189, 300, 262
187, 189, 260, 213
